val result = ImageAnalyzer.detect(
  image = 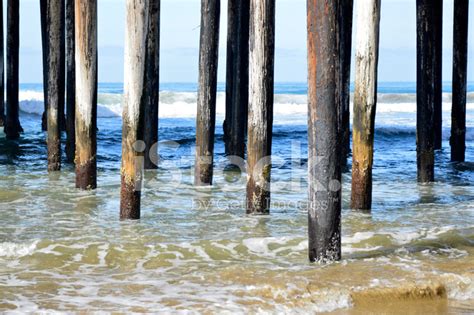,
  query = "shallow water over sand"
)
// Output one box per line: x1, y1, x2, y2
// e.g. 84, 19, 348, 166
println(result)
1, 84, 474, 313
